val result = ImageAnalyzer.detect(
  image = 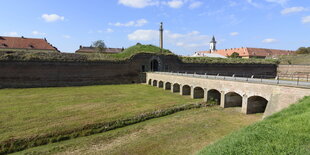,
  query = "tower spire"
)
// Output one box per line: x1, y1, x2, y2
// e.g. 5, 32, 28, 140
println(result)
159, 22, 164, 51
210, 35, 217, 52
